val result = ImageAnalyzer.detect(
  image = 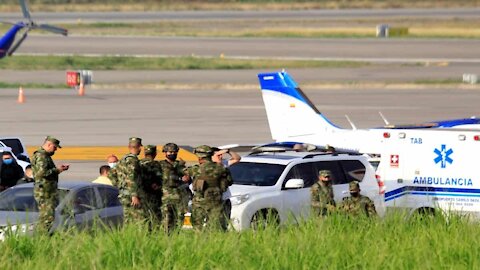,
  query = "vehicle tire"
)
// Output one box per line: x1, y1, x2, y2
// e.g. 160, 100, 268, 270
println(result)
412, 207, 439, 222
250, 209, 280, 230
